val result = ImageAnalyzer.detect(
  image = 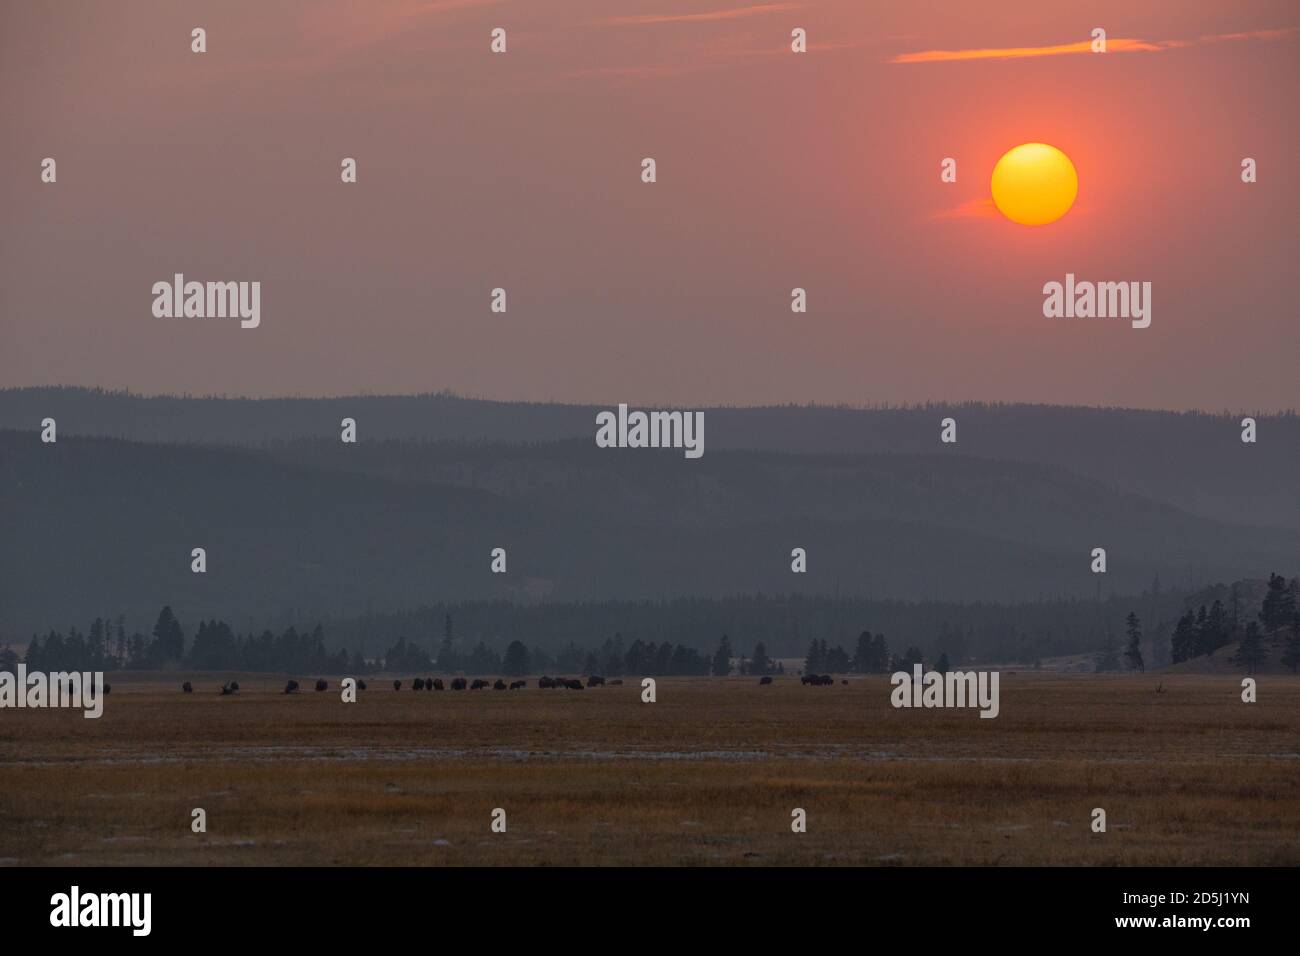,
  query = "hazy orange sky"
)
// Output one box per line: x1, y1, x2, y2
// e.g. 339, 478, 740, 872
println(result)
2, 0, 1297, 410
